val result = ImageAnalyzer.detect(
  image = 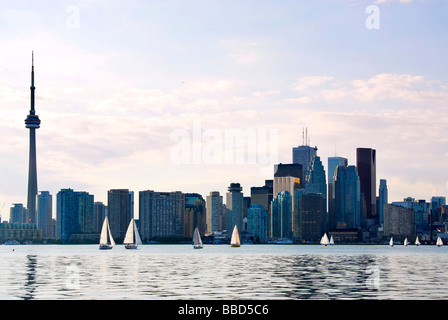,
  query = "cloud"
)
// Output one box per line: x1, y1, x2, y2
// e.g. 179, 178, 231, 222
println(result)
292, 76, 334, 91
